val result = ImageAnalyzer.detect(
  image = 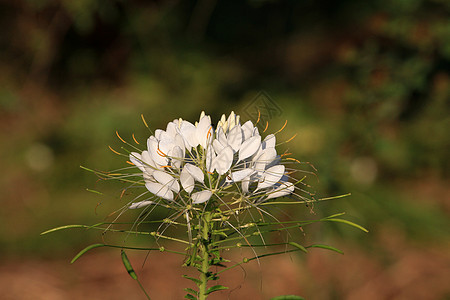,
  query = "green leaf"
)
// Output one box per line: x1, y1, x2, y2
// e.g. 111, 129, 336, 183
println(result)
212, 230, 228, 238
41, 224, 87, 235
182, 275, 202, 285
288, 242, 308, 253
308, 244, 344, 254
210, 249, 220, 257
184, 245, 198, 267
205, 285, 229, 295
121, 250, 138, 280
86, 188, 103, 195
184, 294, 196, 300
271, 295, 305, 300
323, 212, 346, 219
326, 218, 368, 232
184, 288, 198, 296
207, 273, 219, 281
71, 244, 105, 263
